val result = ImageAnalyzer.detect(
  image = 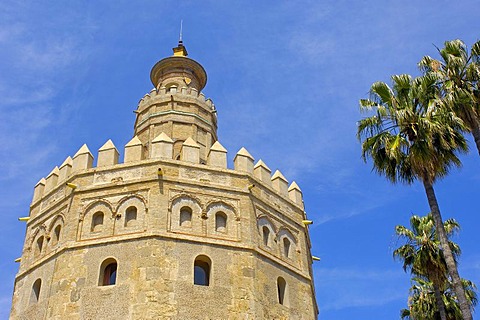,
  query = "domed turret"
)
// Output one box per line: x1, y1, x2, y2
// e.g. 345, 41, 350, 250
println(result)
134, 41, 217, 162
150, 40, 207, 92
